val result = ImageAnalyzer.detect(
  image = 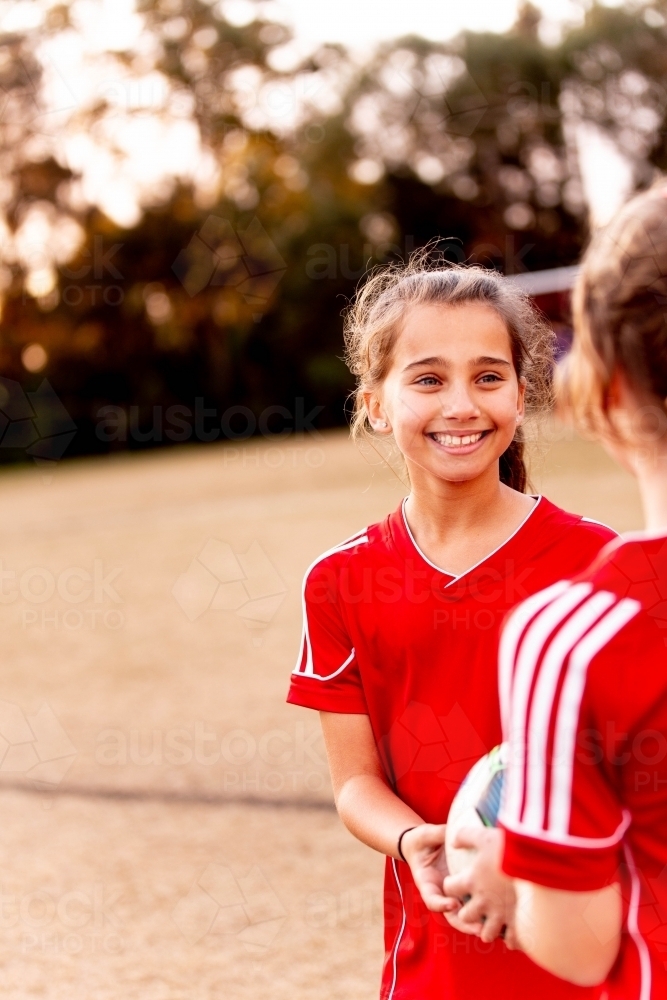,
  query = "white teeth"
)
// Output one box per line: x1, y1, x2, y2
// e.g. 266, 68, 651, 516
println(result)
432, 432, 484, 447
